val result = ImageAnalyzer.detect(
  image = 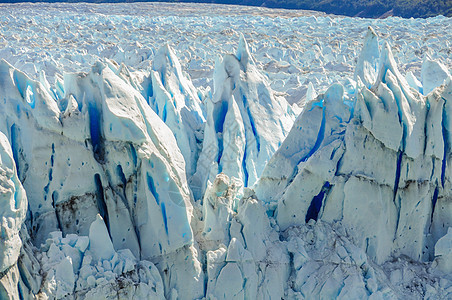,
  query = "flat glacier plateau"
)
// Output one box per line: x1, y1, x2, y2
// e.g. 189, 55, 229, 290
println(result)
0, 2, 451, 300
